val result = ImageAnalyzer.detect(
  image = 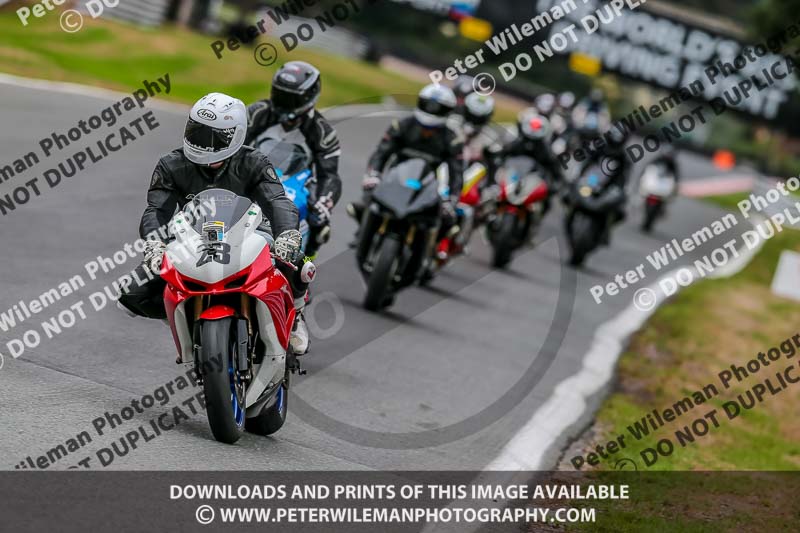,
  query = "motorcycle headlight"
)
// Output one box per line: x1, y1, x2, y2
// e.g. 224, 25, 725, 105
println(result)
579, 186, 593, 198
